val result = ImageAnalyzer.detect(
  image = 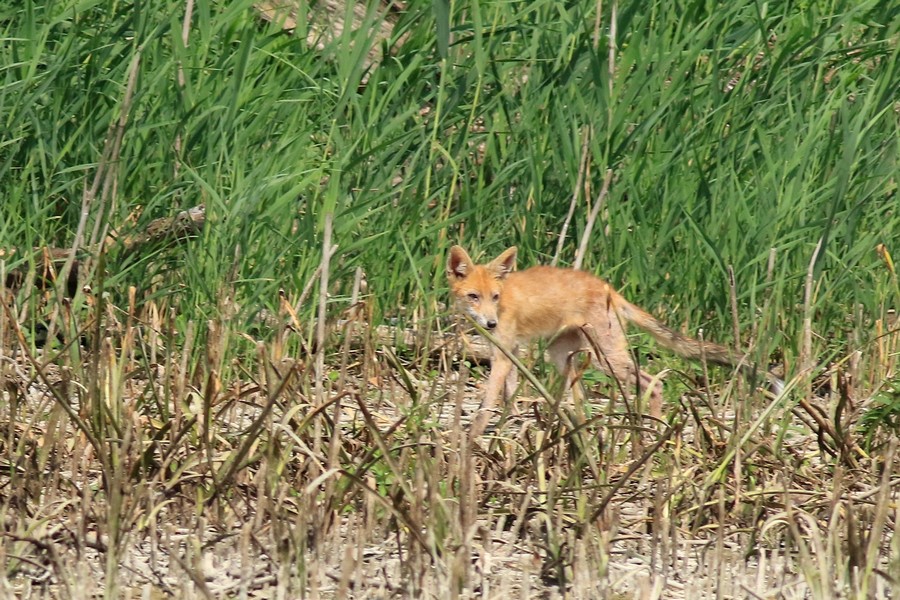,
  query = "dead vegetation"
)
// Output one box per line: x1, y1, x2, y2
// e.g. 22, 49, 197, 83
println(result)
1, 276, 899, 598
